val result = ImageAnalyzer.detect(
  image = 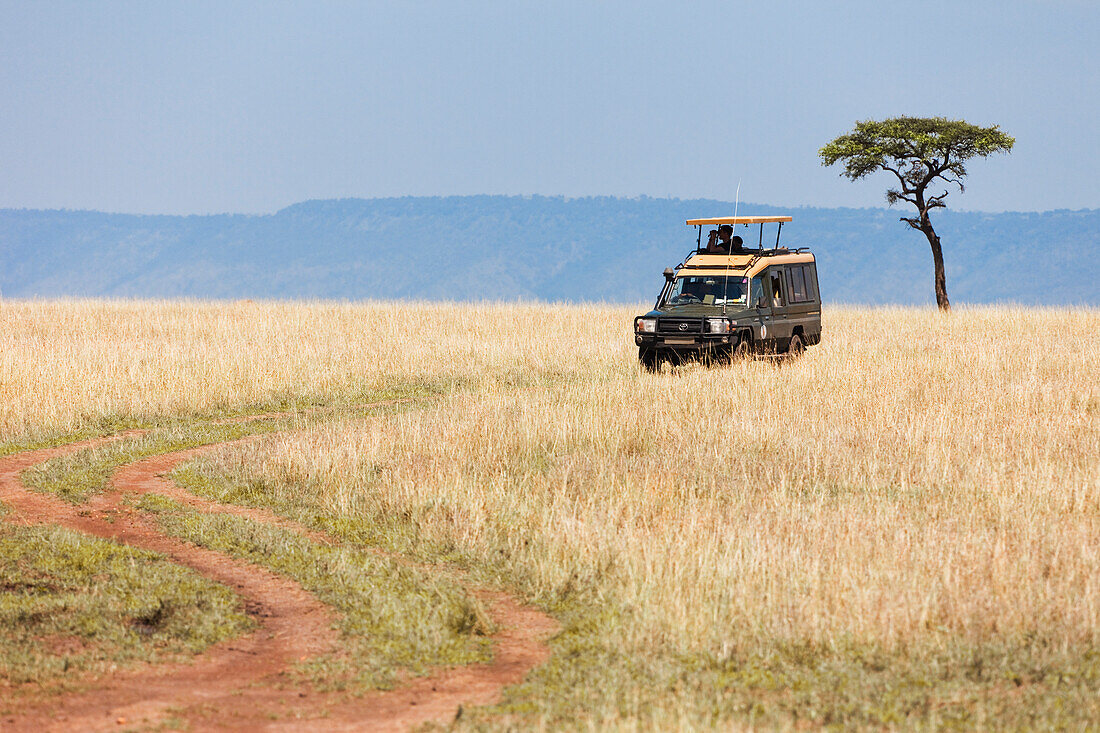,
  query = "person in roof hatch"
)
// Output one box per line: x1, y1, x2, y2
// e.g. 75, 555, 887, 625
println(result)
718, 225, 751, 254
704, 229, 724, 253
